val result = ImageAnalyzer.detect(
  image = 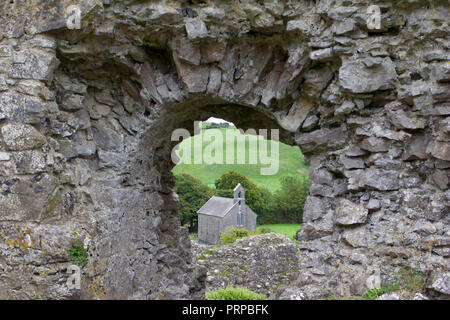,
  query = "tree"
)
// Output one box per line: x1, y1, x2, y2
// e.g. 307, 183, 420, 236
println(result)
272, 175, 309, 223
215, 171, 271, 222
174, 173, 215, 232
258, 186, 277, 224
